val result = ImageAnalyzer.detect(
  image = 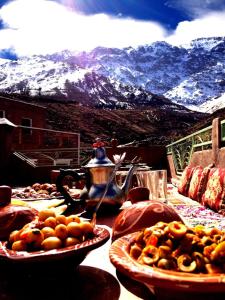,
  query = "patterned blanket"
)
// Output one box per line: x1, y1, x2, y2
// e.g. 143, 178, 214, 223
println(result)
167, 184, 225, 230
